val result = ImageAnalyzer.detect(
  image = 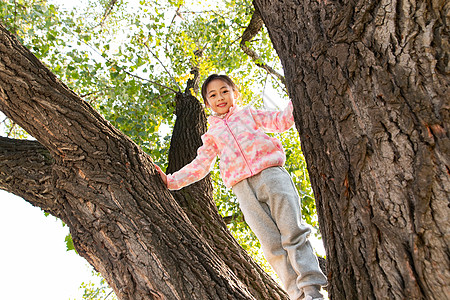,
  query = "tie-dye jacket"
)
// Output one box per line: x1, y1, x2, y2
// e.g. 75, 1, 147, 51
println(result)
166, 101, 294, 190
